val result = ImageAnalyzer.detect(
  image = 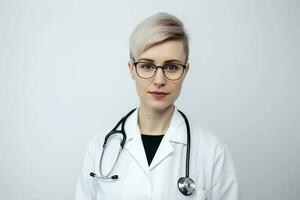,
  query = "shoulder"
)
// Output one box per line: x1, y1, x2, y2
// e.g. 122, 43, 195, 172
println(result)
84, 131, 108, 156
191, 124, 226, 148
190, 124, 230, 160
